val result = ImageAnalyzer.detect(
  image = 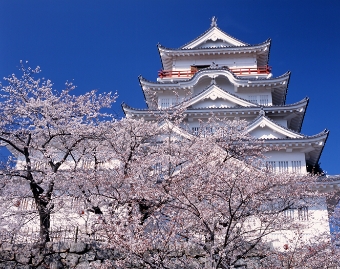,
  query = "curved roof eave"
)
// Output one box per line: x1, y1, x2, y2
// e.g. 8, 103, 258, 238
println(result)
298, 97, 309, 133
139, 68, 290, 92
122, 97, 308, 116
158, 39, 271, 53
